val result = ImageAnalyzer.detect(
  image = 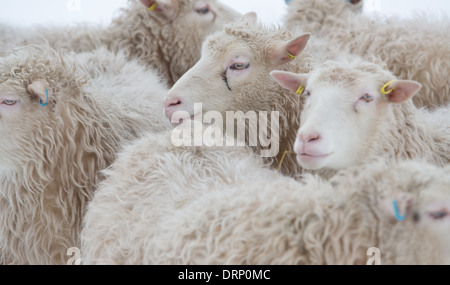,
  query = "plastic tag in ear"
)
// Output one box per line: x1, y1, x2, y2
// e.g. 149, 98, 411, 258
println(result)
287, 52, 296, 60
393, 200, 407, 222
148, 2, 157, 11
39, 89, 49, 107
381, 80, 396, 95
296, 84, 305, 96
